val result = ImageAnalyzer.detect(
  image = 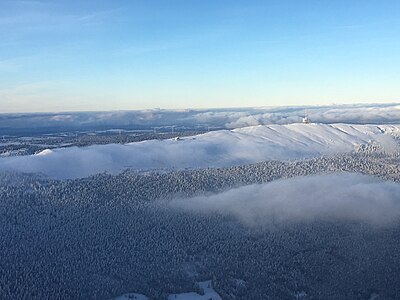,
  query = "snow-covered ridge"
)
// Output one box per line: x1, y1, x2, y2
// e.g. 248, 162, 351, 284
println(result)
0, 123, 399, 179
